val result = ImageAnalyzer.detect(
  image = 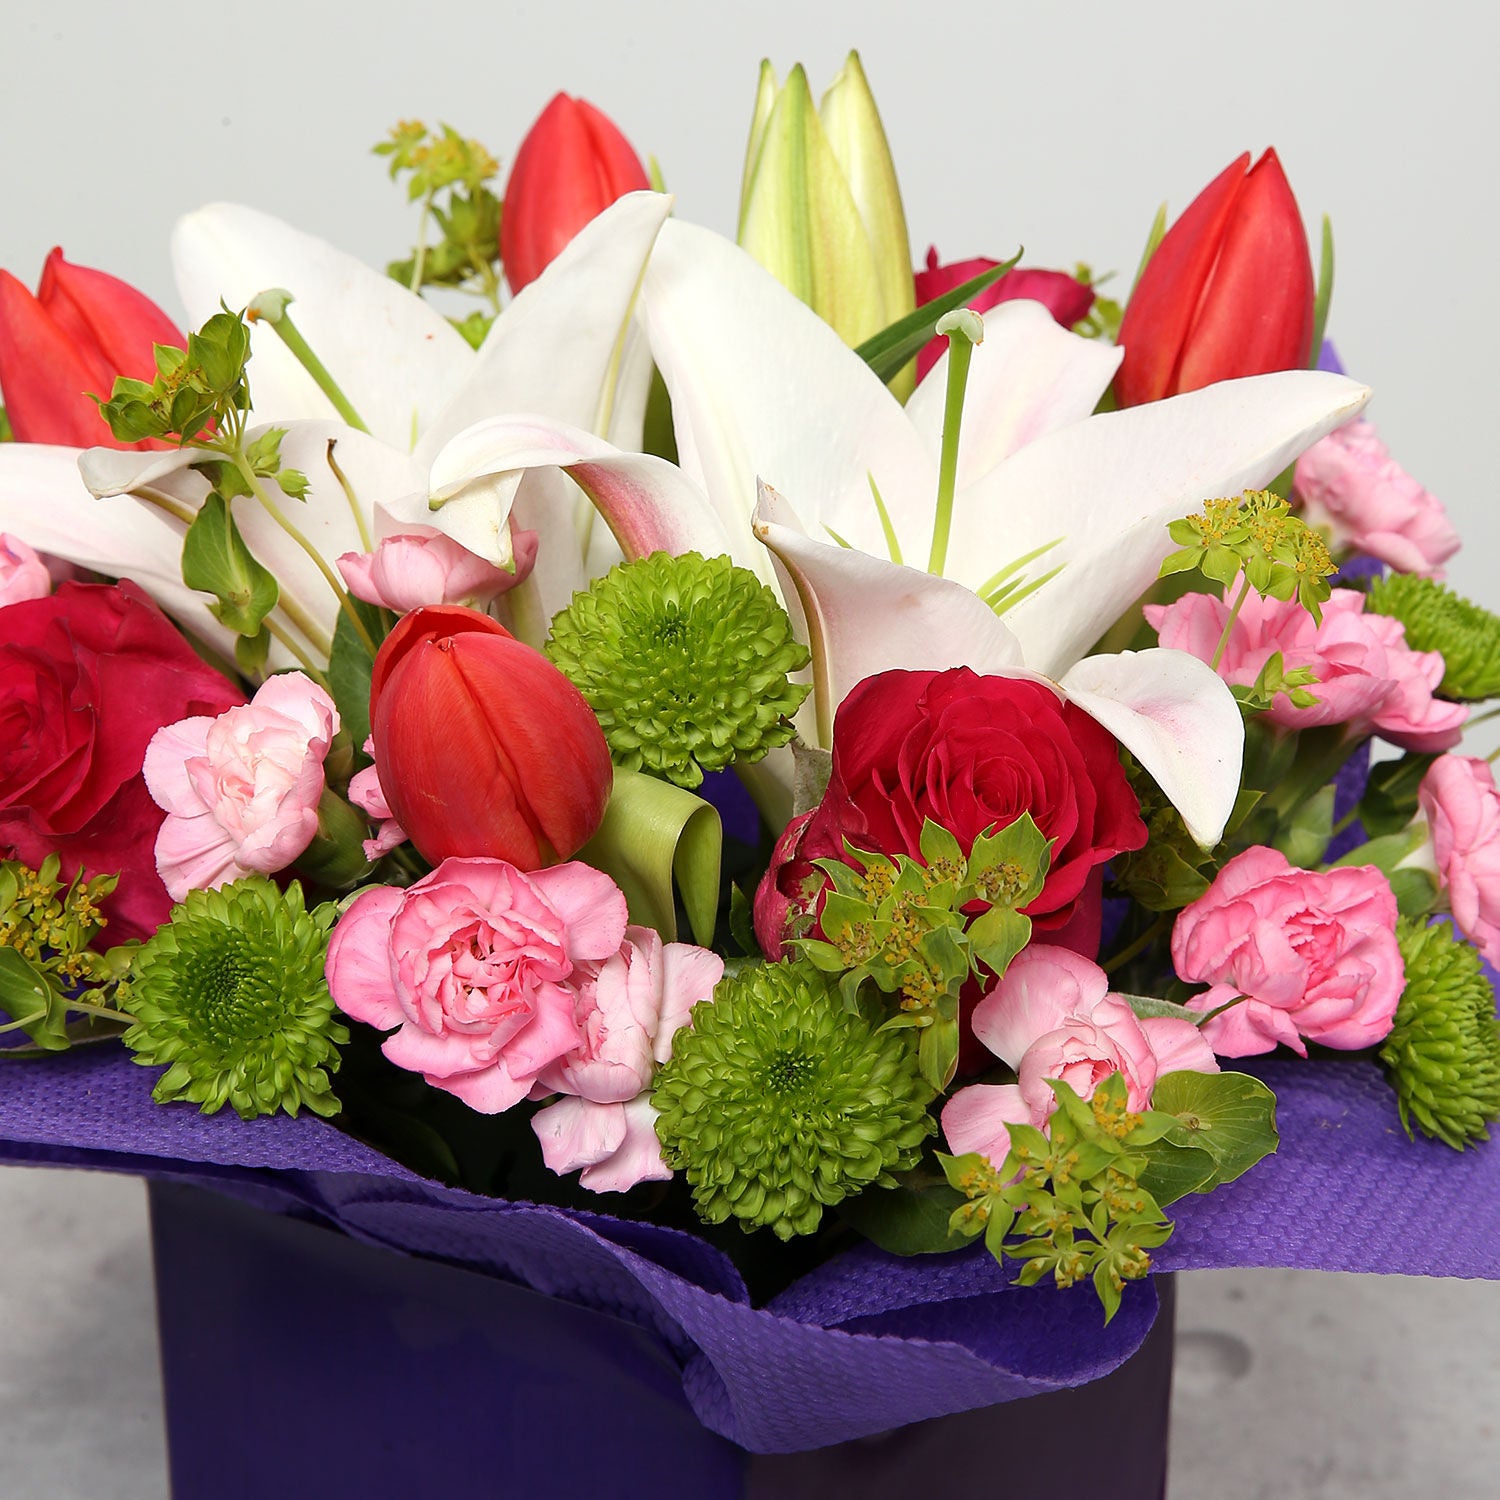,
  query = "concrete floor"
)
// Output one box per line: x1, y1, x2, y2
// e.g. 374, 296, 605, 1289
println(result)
2, 1165, 1498, 1498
